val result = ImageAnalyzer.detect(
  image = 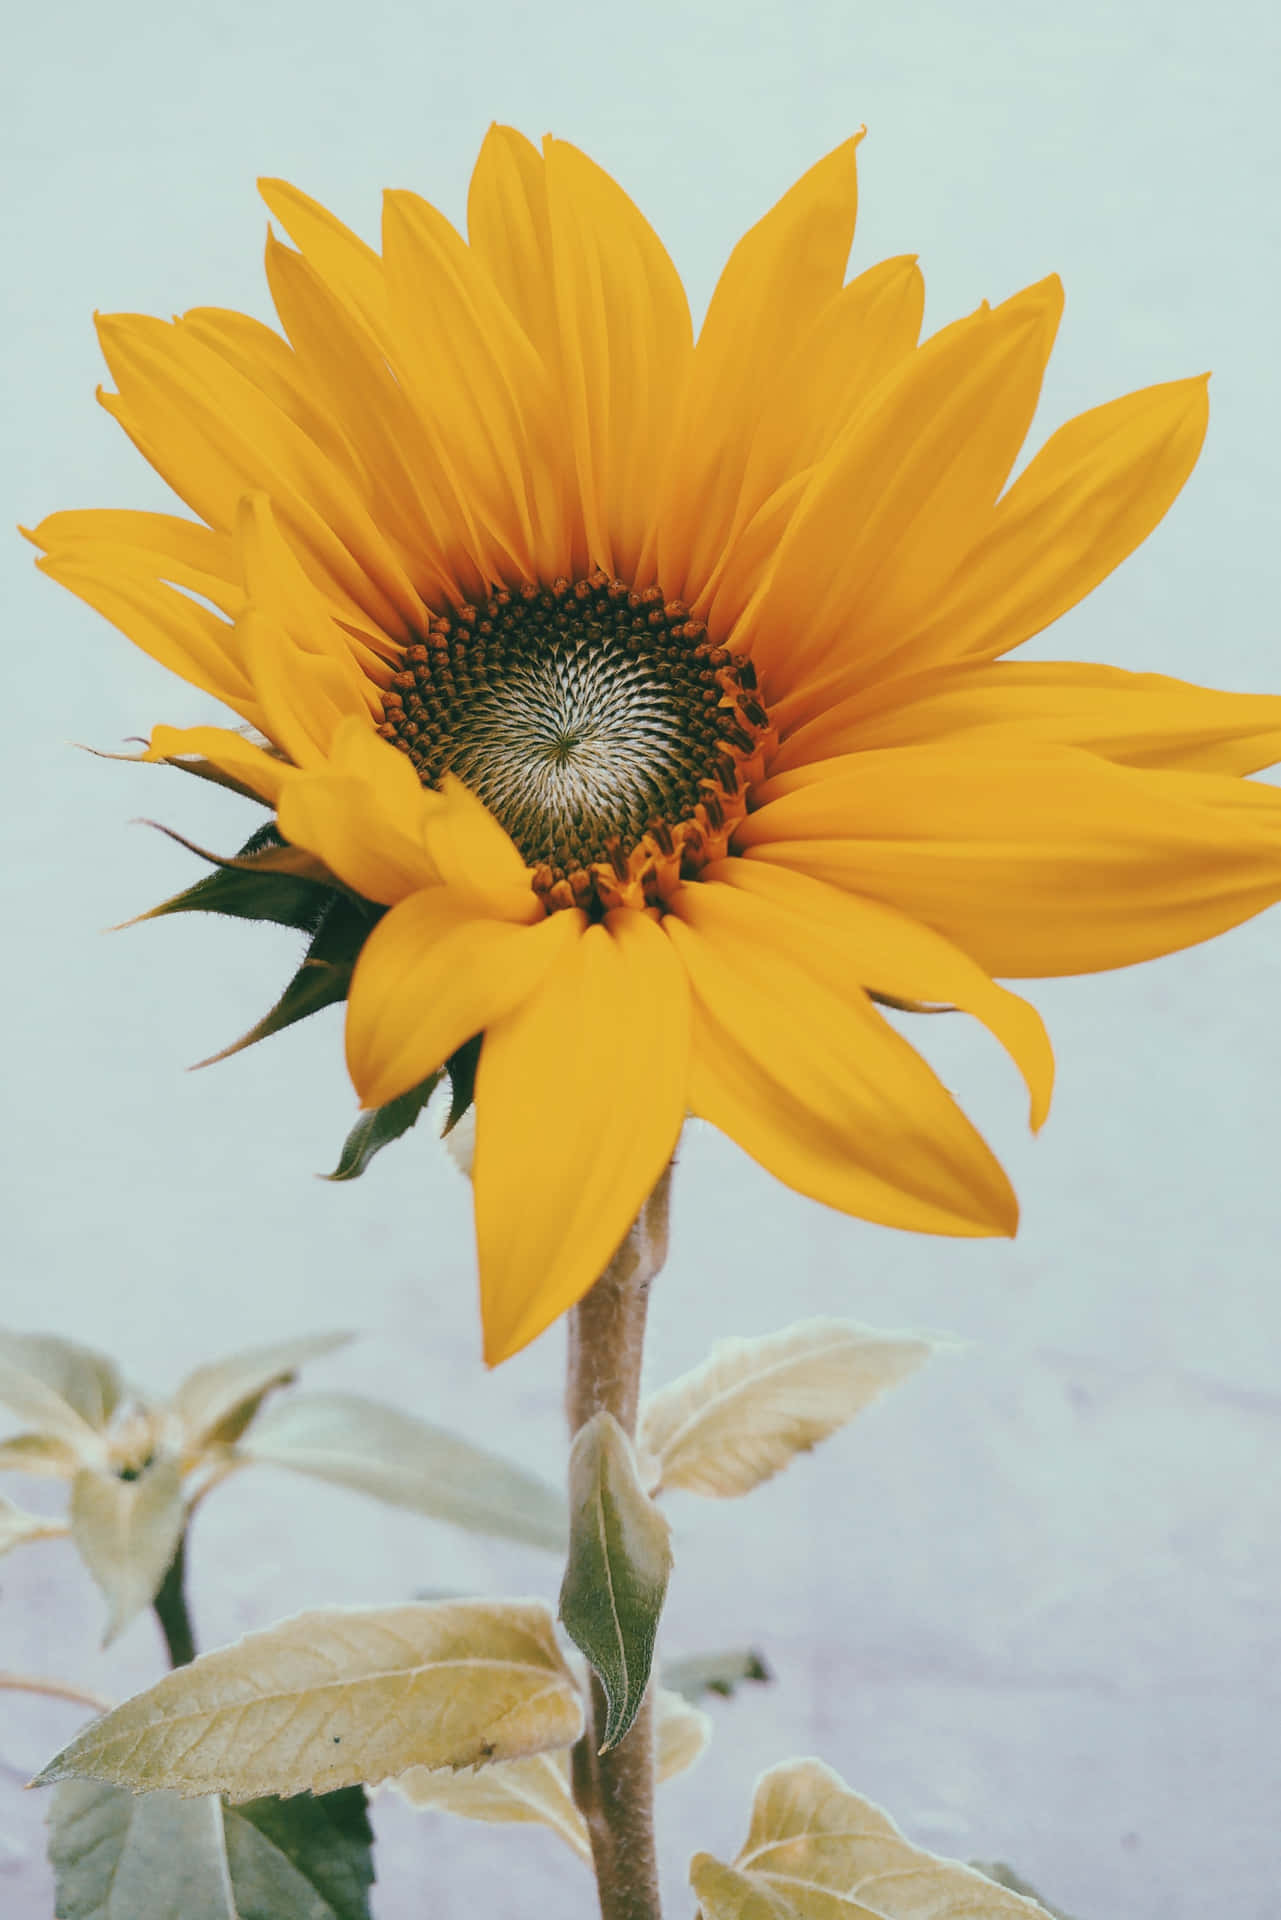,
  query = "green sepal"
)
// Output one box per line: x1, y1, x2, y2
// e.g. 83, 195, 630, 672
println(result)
194, 894, 380, 1069
324, 1073, 443, 1181
443, 1034, 482, 1134
137, 823, 341, 934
